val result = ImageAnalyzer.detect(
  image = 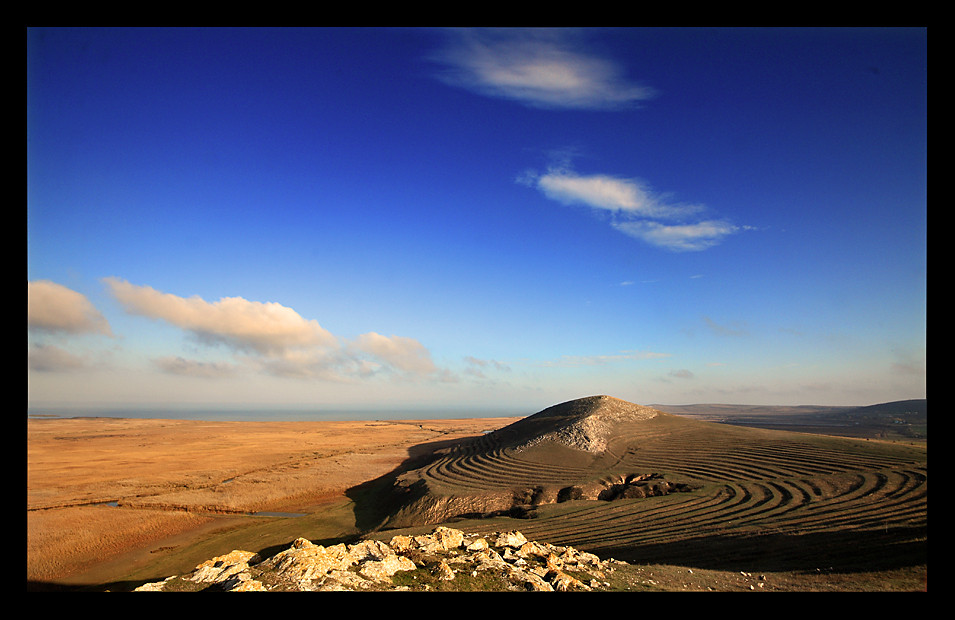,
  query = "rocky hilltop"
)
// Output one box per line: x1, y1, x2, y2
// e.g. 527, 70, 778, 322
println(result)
381, 396, 691, 529
133, 526, 624, 592
499, 395, 659, 453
